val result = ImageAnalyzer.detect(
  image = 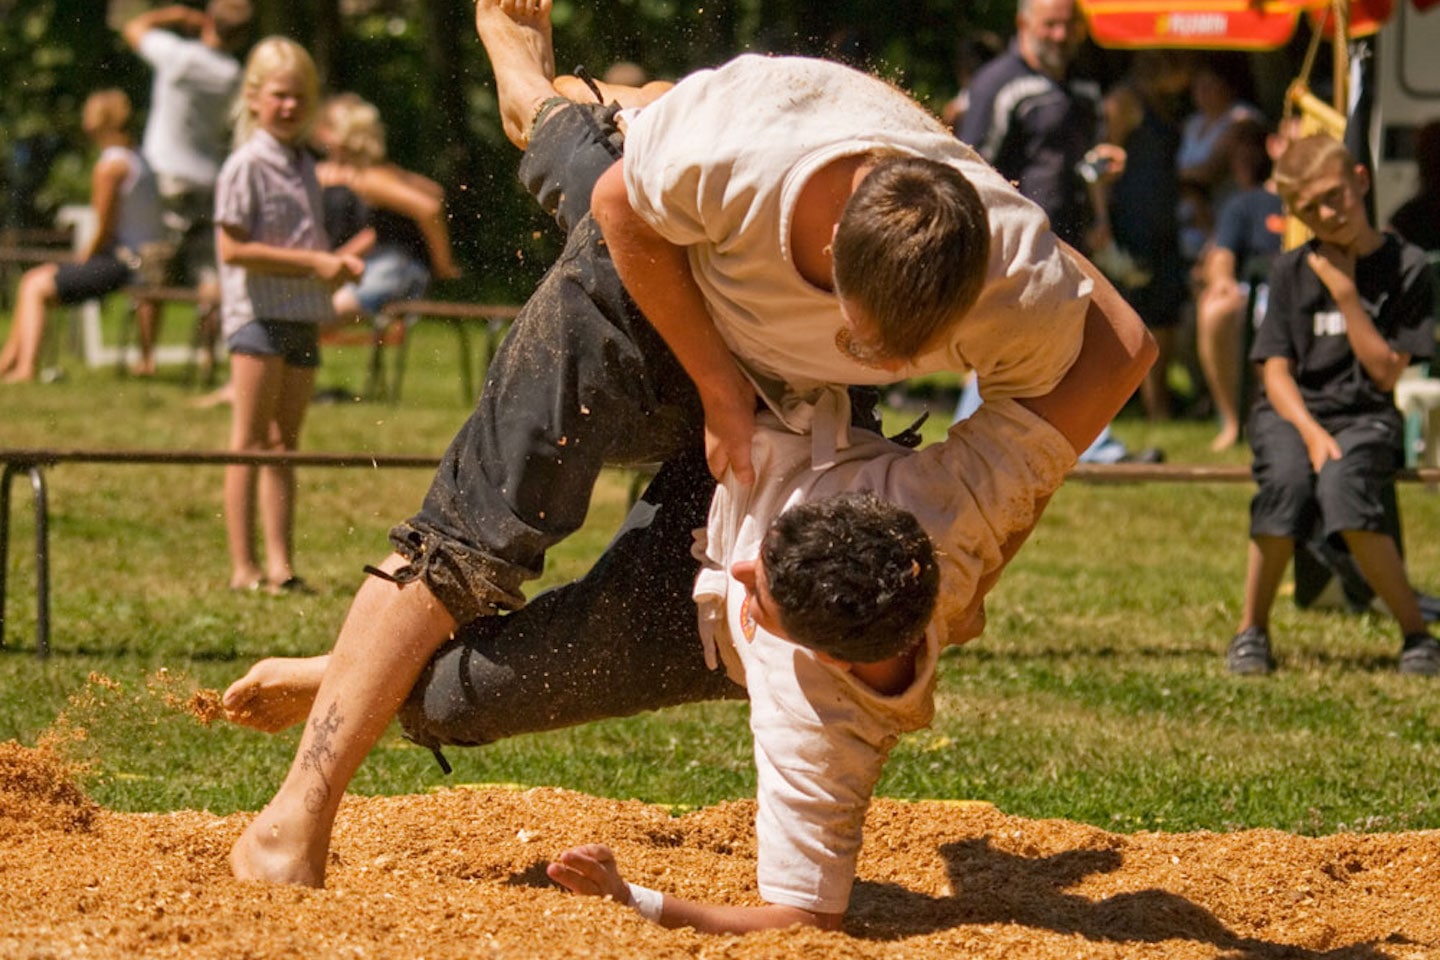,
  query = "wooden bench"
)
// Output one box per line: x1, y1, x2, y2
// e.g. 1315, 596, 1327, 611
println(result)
0, 241, 75, 315
372, 299, 521, 404
0, 226, 76, 308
